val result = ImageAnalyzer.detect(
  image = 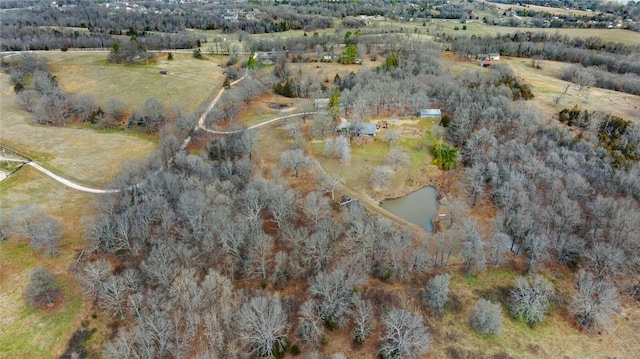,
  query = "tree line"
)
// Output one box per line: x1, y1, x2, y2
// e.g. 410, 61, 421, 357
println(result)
451, 30, 640, 96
